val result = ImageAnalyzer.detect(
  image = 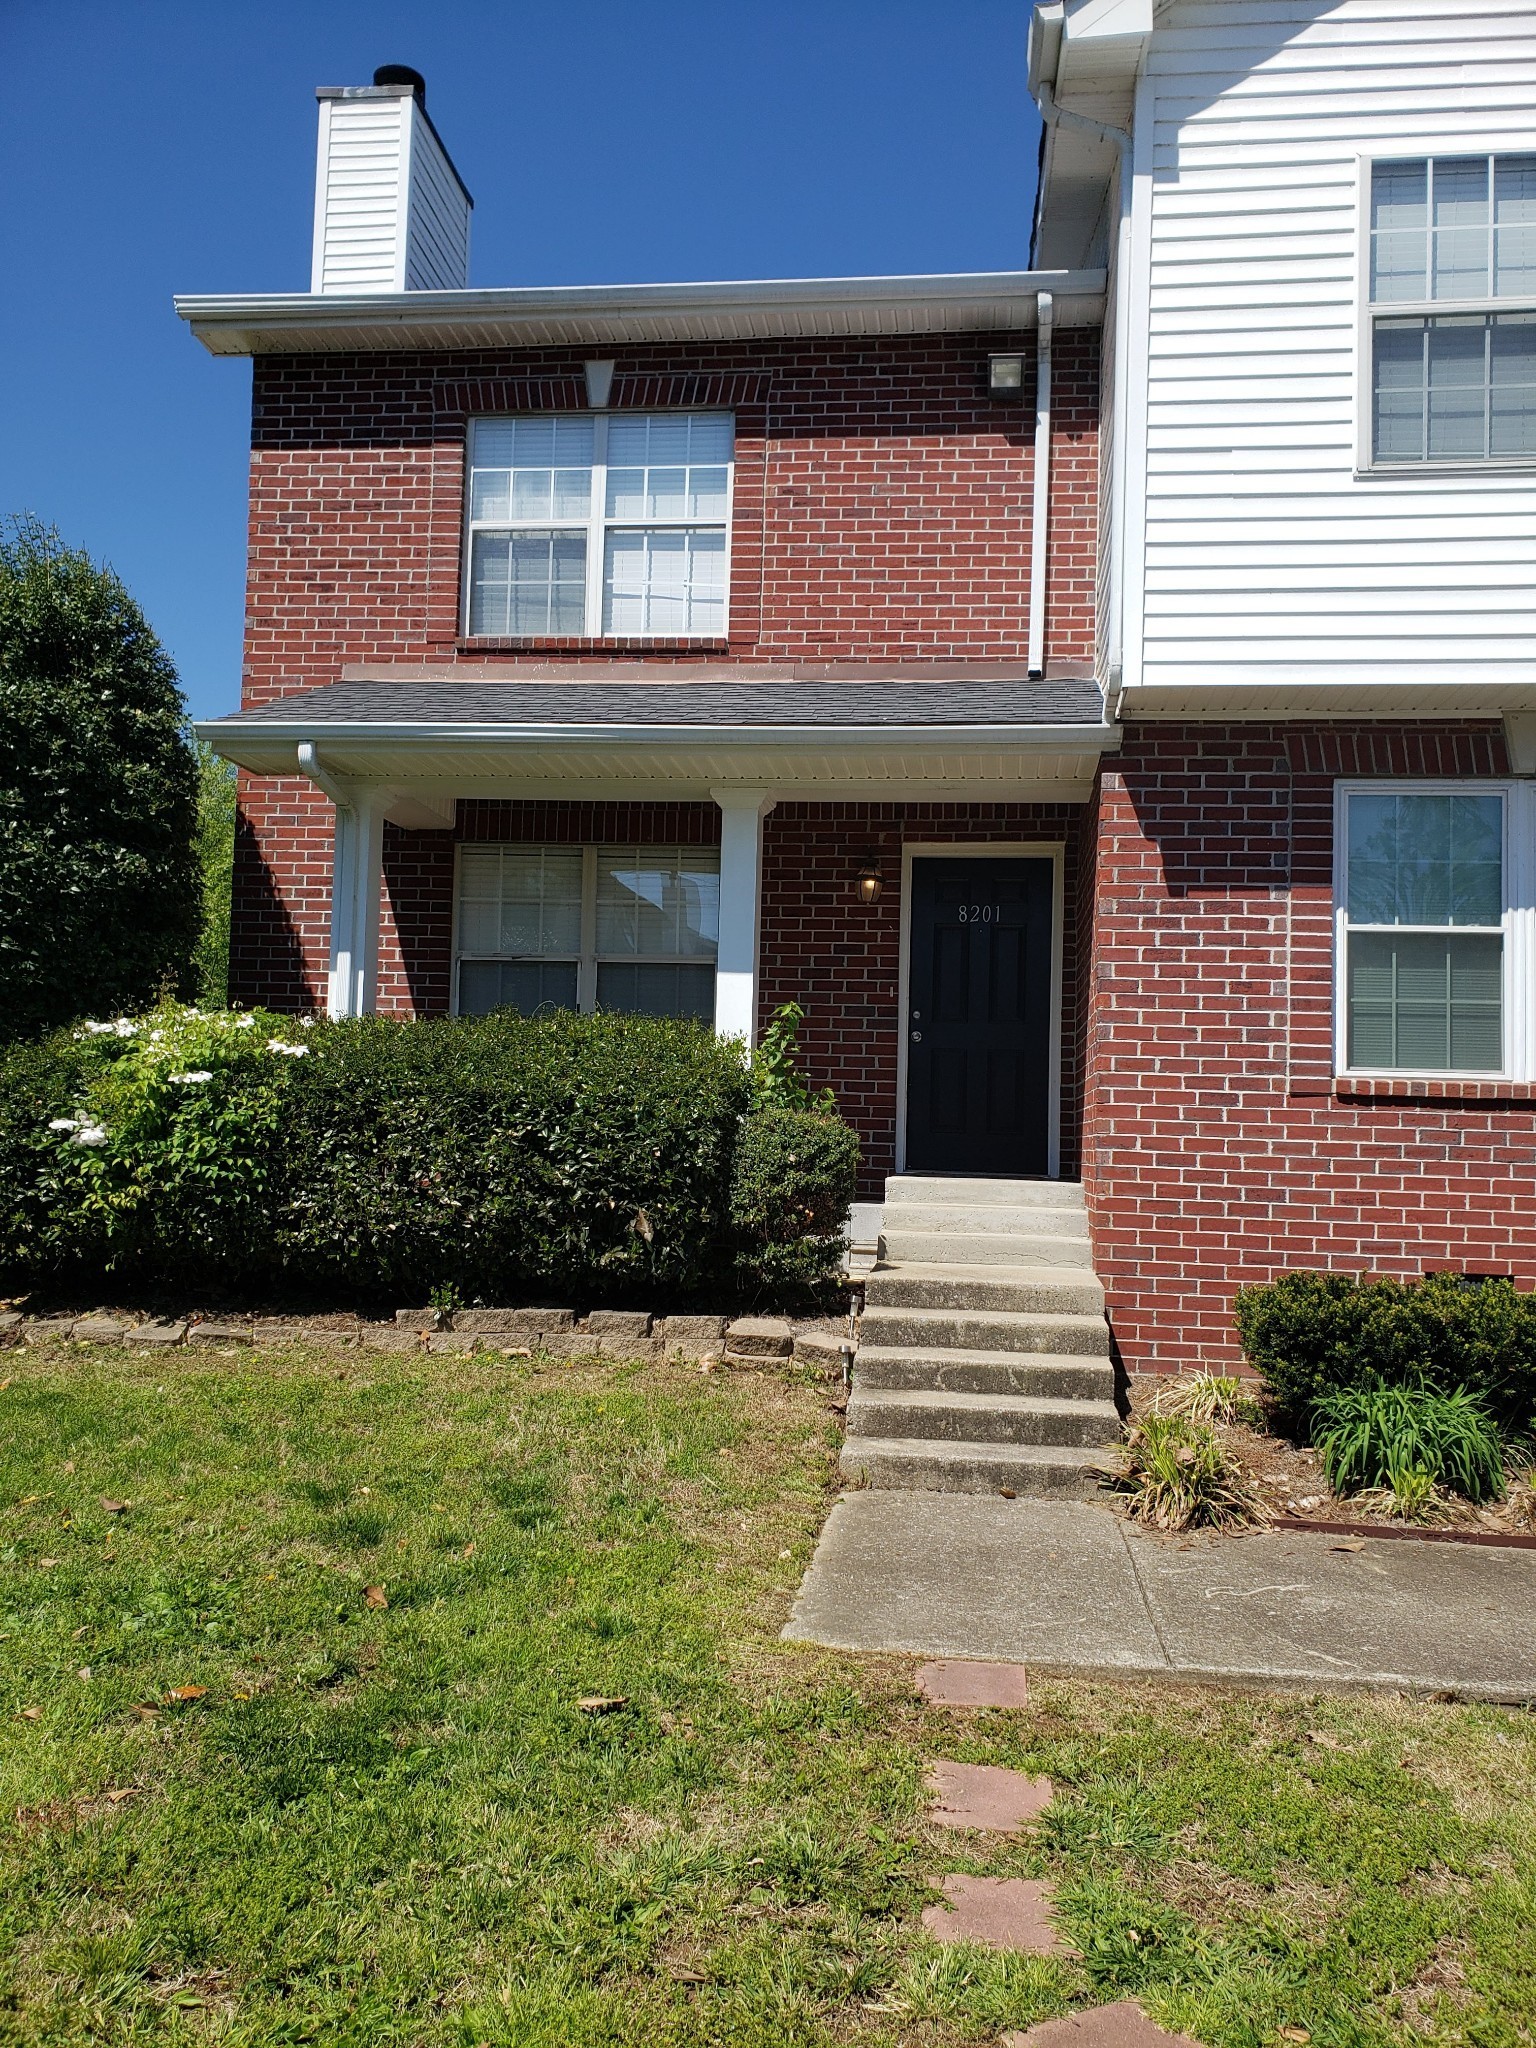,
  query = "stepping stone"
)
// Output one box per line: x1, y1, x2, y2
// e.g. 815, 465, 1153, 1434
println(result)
926, 1759, 1053, 1832
918, 1659, 1030, 1708
922, 1874, 1068, 1954
1003, 2002, 1206, 2048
